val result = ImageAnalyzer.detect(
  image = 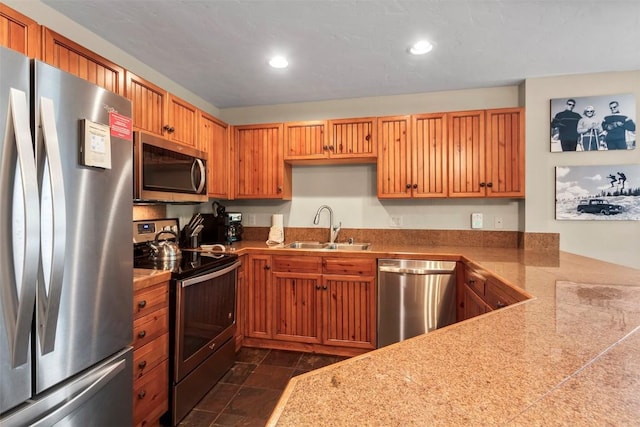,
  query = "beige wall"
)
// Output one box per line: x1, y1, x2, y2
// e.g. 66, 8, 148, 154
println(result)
524, 71, 640, 269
